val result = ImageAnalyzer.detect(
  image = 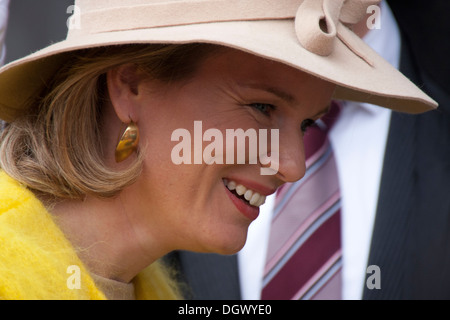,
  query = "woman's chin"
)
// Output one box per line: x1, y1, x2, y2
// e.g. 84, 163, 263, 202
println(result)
215, 241, 246, 255
199, 229, 249, 256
